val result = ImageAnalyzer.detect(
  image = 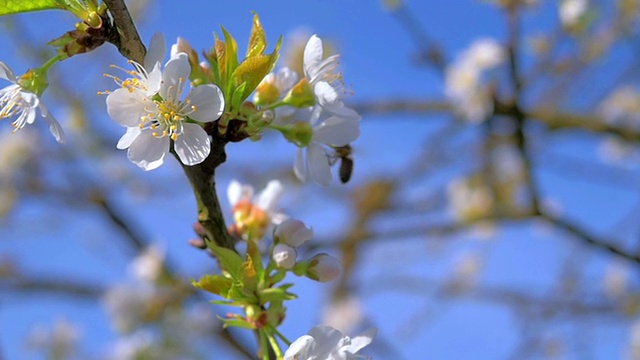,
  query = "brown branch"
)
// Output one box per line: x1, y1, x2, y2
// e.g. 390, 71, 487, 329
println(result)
103, 0, 146, 64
